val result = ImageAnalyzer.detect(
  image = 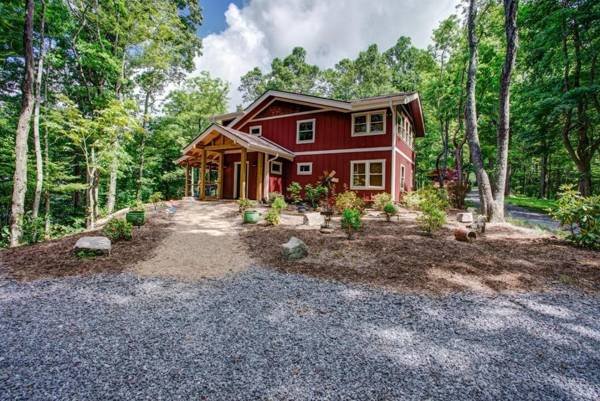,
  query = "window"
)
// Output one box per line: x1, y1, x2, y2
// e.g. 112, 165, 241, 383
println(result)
350, 160, 385, 190
270, 160, 282, 175
296, 119, 315, 144
297, 162, 312, 175
400, 164, 406, 192
249, 125, 262, 136
352, 110, 386, 136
